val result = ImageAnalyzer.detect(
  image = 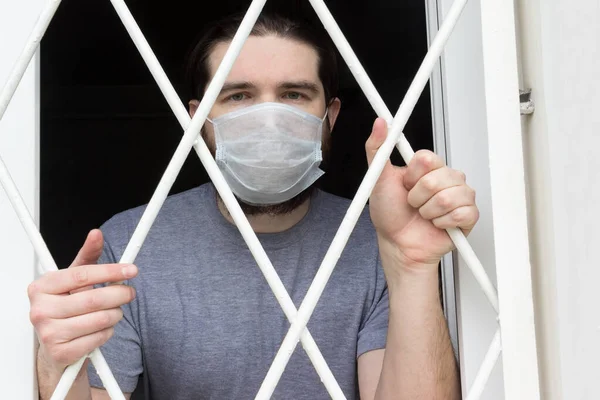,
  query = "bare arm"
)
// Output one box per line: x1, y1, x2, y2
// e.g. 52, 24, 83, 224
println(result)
37, 351, 92, 400
361, 120, 478, 399
358, 240, 459, 400
37, 352, 131, 400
